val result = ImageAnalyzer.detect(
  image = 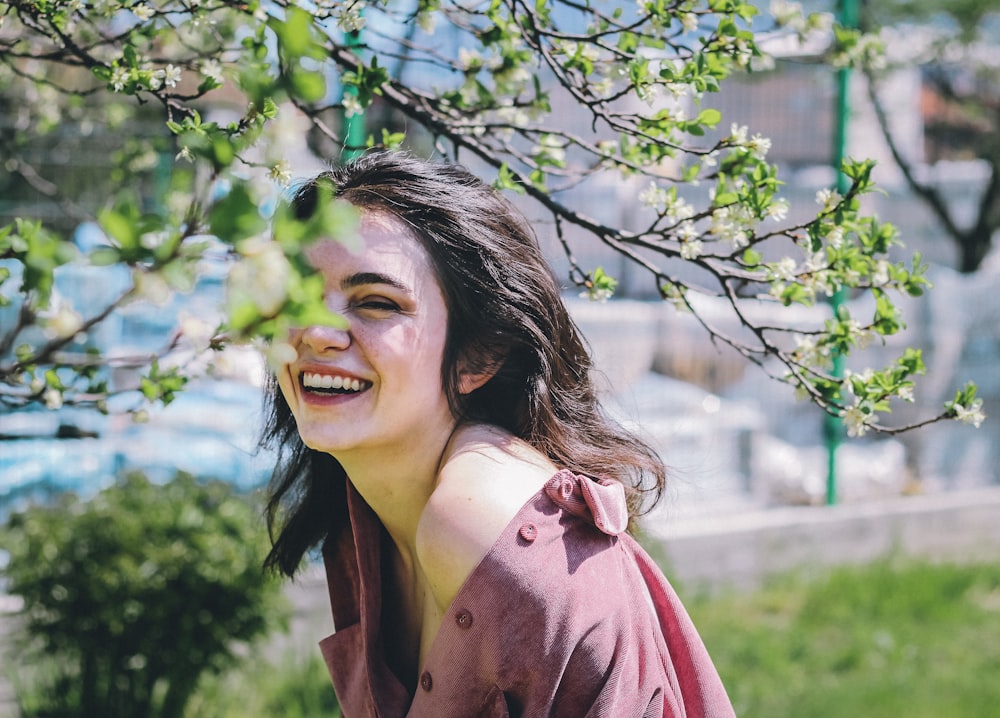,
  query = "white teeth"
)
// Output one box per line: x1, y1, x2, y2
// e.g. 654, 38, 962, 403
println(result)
303, 372, 365, 392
